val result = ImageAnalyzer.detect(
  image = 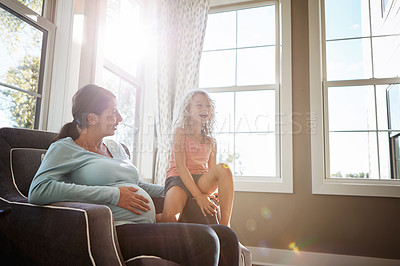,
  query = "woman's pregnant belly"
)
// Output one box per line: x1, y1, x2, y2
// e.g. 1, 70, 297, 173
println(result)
109, 183, 156, 226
